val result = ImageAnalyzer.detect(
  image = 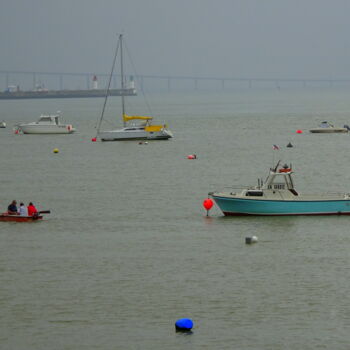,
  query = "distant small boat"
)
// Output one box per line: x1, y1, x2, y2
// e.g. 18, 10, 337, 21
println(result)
0, 121, 6, 128
17, 113, 76, 134
309, 121, 349, 133
0, 214, 43, 222
209, 161, 350, 216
